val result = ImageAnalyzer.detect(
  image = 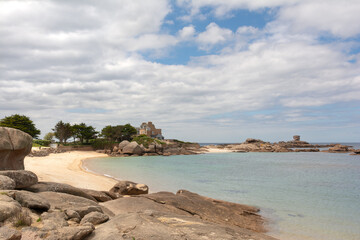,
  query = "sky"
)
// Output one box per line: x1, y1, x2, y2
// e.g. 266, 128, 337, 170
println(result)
1, 0, 360, 143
